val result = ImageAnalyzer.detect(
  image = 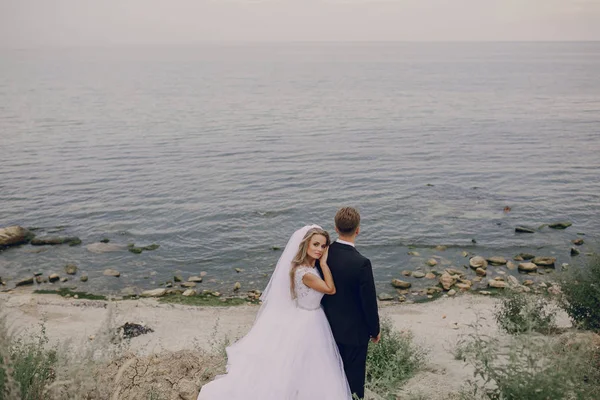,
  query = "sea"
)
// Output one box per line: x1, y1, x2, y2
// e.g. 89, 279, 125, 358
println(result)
1, 42, 599, 295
